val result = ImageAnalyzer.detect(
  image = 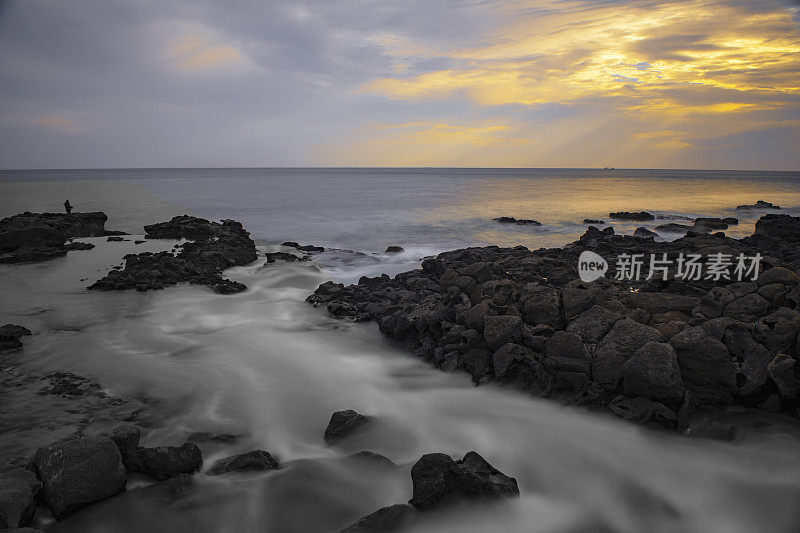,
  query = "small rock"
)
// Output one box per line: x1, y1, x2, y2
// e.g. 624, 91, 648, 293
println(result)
0, 324, 32, 352
340, 504, 415, 532
385, 246, 404, 254
135, 443, 203, 481
207, 450, 280, 475
325, 410, 370, 444
609, 211, 655, 221
492, 216, 541, 225
583, 219, 605, 224
634, 227, 657, 238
